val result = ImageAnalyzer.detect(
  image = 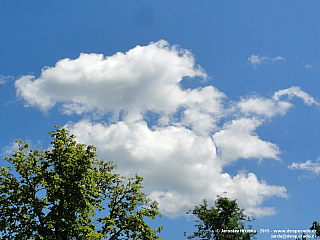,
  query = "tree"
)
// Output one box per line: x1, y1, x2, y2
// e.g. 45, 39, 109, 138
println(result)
186, 196, 256, 240
311, 221, 320, 238
0, 127, 162, 239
